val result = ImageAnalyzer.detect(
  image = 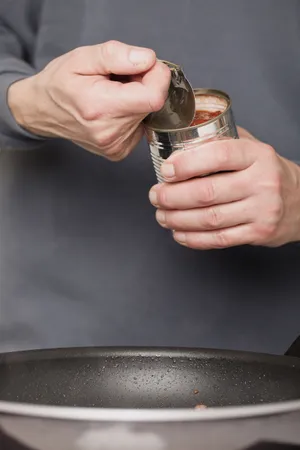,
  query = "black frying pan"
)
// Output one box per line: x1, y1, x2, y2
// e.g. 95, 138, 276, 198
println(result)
0, 336, 299, 409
